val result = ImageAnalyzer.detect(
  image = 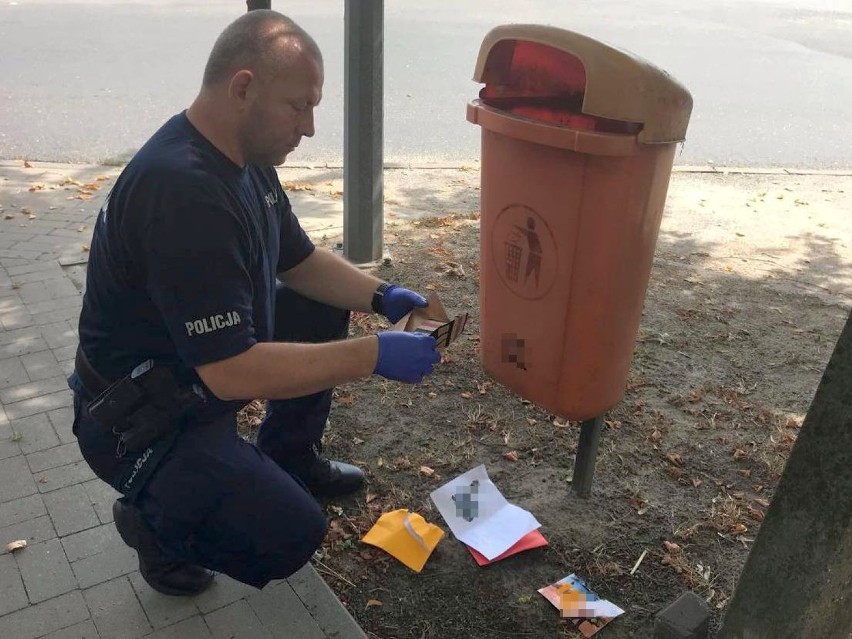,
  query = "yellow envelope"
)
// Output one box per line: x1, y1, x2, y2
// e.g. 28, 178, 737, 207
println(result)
362, 509, 444, 573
